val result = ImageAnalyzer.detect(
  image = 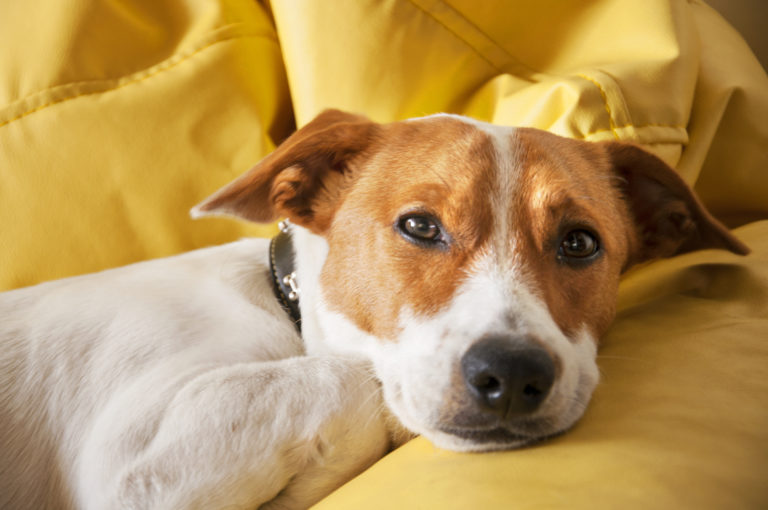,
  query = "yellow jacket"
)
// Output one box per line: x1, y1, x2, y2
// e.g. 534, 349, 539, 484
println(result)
1, 0, 766, 508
